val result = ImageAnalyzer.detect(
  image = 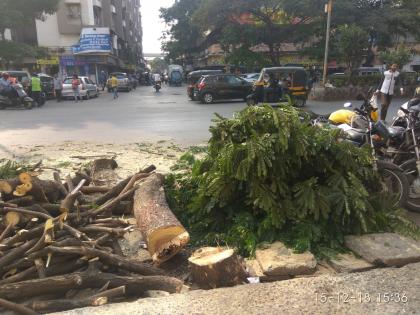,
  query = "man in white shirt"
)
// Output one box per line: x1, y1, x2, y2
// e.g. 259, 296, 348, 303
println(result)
152, 73, 161, 84
375, 63, 402, 120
